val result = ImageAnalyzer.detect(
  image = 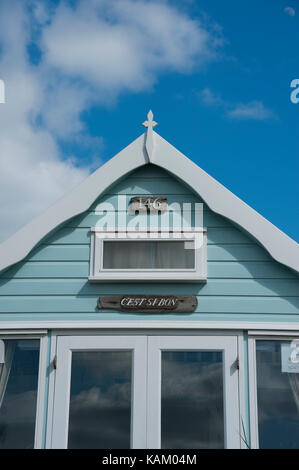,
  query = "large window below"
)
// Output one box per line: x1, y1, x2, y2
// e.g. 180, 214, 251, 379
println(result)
0, 338, 40, 449
255, 339, 299, 449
